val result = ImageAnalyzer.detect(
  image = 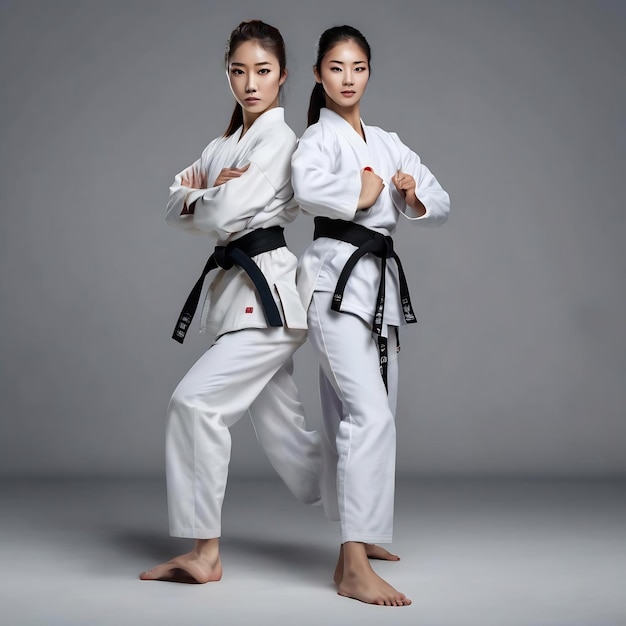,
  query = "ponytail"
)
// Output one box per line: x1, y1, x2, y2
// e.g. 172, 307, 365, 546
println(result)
307, 82, 325, 126
307, 25, 372, 127
224, 103, 244, 137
